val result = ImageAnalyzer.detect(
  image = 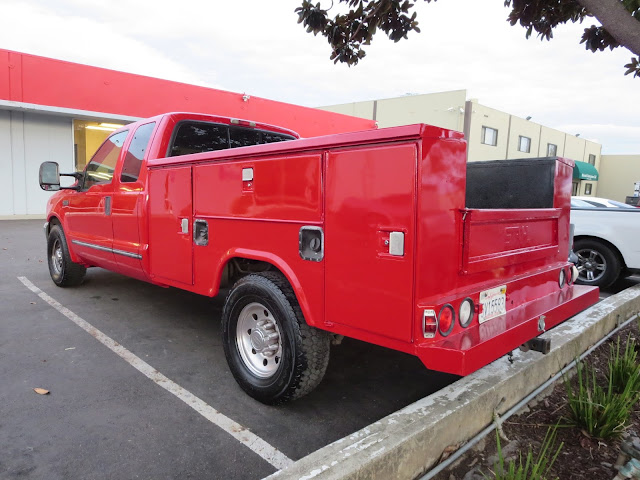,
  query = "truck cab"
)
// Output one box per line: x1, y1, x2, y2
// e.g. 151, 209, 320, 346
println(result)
42, 112, 298, 283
